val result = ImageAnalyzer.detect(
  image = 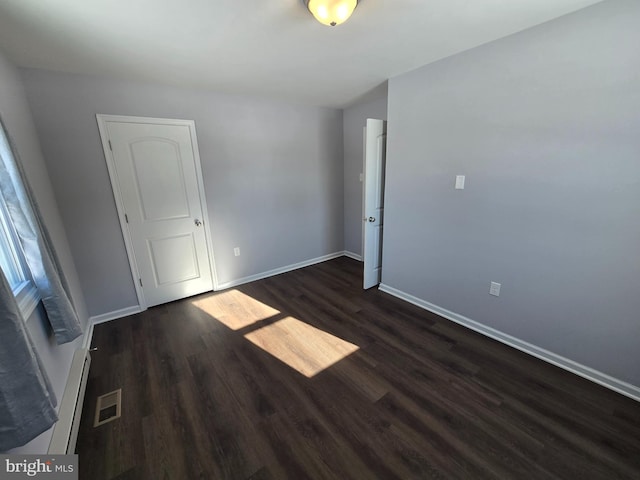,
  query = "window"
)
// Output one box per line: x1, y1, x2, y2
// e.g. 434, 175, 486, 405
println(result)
0, 196, 26, 286
0, 128, 39, 318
